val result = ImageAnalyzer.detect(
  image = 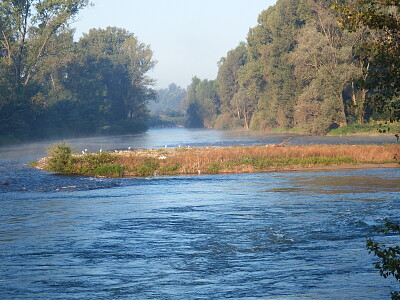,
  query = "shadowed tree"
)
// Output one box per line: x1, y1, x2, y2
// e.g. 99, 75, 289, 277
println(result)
0, 0, 89, 137
334, 0, 400, 121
